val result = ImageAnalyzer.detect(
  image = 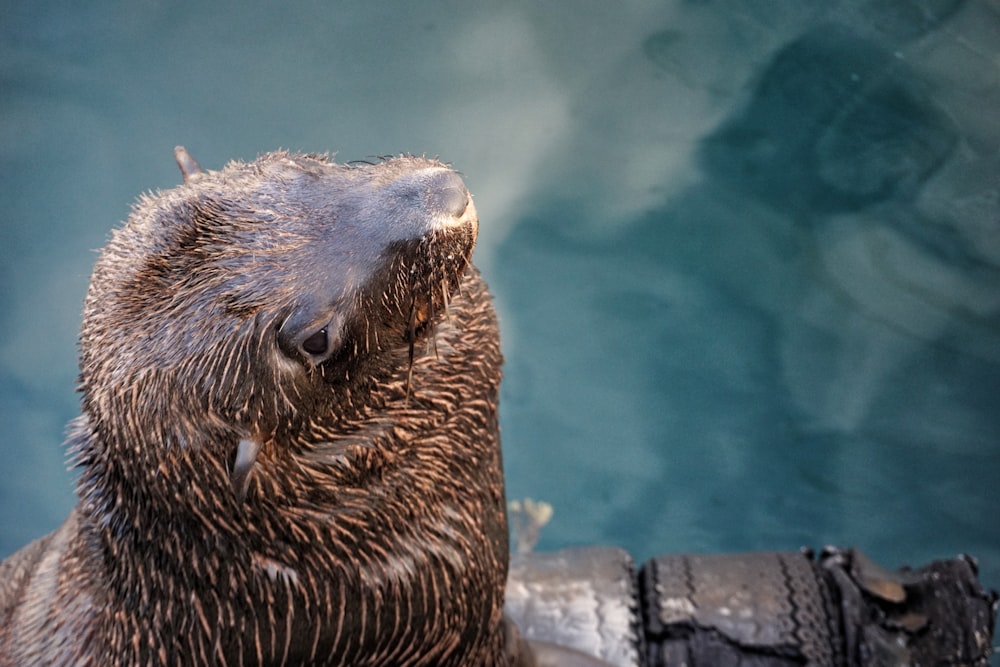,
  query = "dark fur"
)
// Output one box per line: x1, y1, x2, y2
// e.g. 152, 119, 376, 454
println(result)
0, 150, 509, 666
